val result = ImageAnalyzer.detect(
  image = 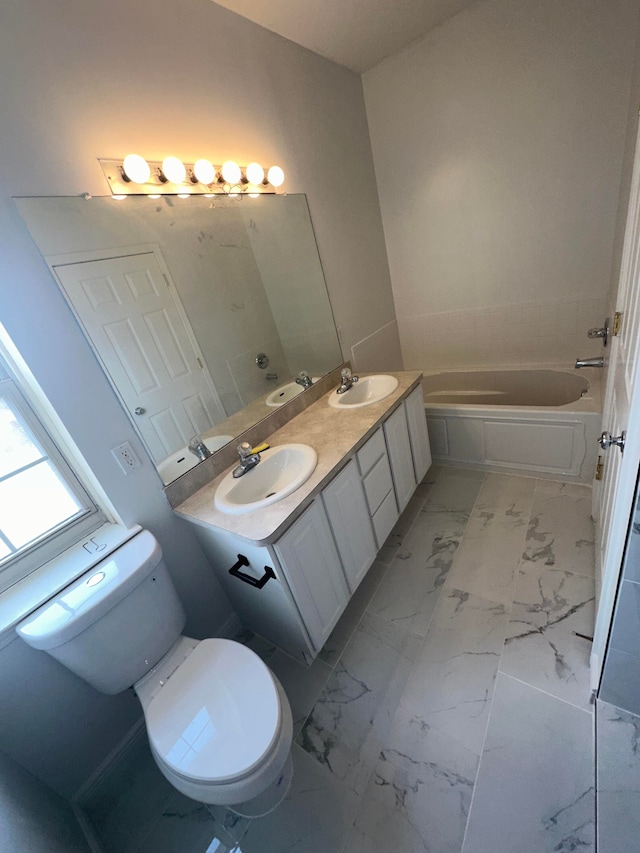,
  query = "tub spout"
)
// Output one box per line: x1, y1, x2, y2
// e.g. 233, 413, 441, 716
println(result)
575, 357, 604, 369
